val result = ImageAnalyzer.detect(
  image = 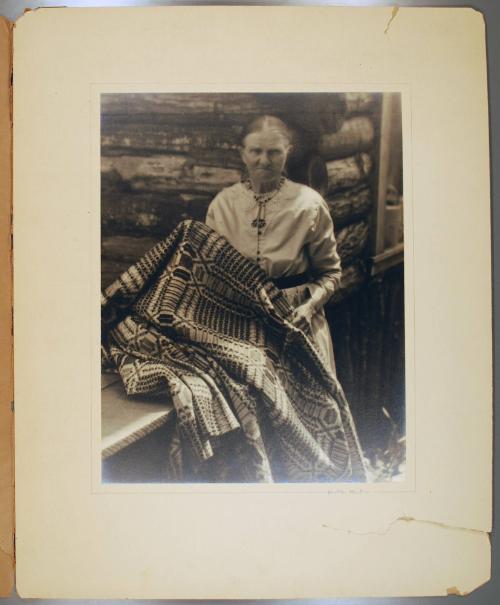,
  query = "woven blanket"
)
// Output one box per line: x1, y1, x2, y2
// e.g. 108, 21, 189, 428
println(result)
102, 220, 366, 482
